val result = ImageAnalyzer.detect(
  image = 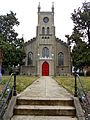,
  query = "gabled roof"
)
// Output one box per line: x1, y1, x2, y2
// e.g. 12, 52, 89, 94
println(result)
56, 38, 68, 47
24, 37, 36, 46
